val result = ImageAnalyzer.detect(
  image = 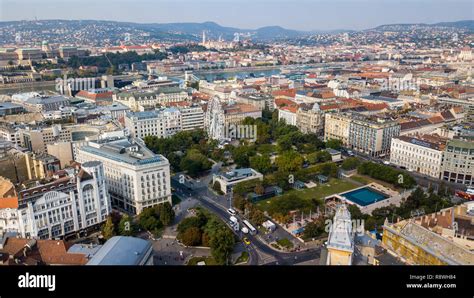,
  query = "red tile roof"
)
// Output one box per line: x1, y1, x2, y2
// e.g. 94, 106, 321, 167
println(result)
0, 197, 18, 209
